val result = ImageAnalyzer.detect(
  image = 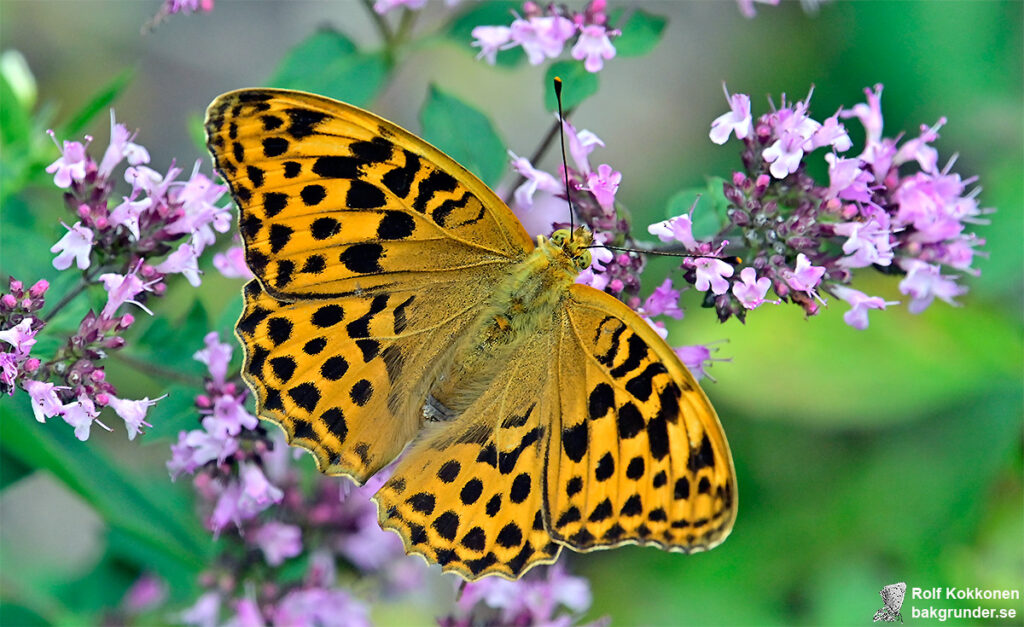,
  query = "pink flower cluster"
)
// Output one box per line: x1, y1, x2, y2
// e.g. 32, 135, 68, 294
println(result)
170, 333, 423, 626
438, 563, 608, 627
47, 111, 232, 294
3, 277, 162, 440
472, 0, 618, 73
654, 83, 986, 330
